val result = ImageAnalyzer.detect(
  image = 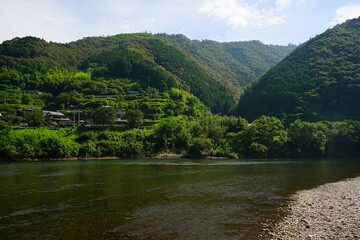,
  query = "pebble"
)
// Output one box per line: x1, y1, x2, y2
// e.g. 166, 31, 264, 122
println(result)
267, 177, 360, 240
